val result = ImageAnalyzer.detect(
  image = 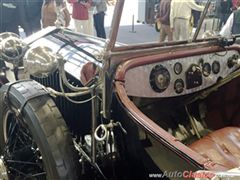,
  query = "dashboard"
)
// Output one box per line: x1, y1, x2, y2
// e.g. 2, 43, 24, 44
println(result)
124, 50, 240, 98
